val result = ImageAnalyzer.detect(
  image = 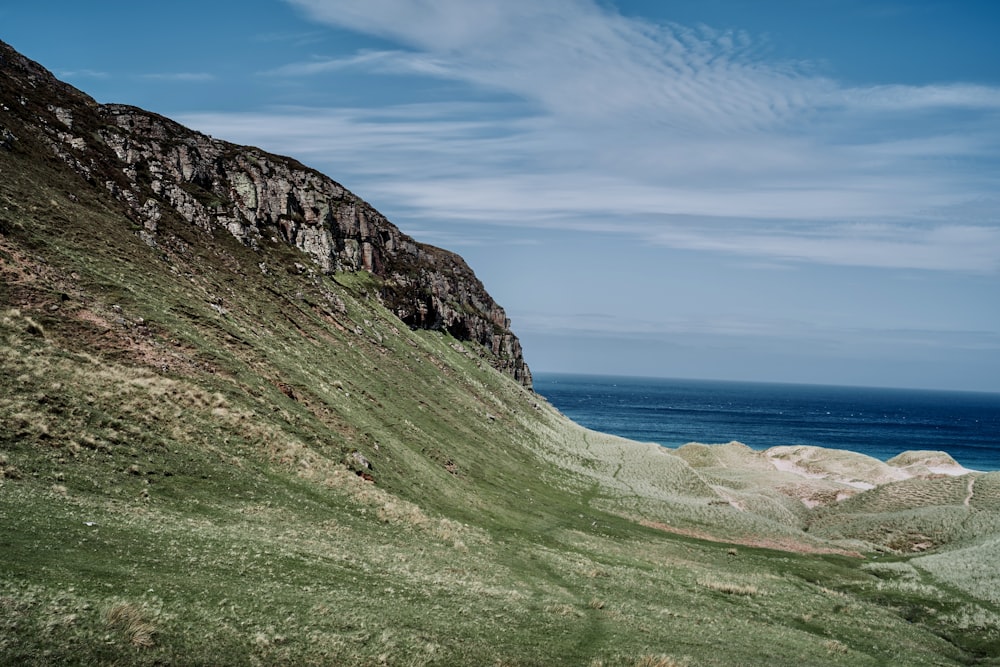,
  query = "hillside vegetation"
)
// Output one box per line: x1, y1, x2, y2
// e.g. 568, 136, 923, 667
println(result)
2, 41, 999, 665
